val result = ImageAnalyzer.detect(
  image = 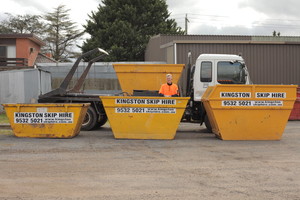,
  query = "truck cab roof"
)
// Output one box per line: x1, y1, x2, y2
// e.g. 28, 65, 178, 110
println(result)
197, 54, 244, 61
